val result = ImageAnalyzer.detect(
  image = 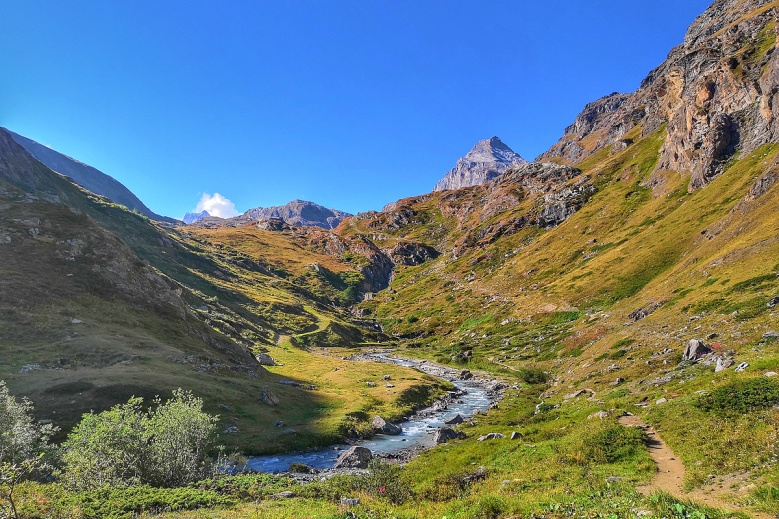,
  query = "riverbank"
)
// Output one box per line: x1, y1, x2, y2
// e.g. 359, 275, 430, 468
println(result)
246, 351, 511, 479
